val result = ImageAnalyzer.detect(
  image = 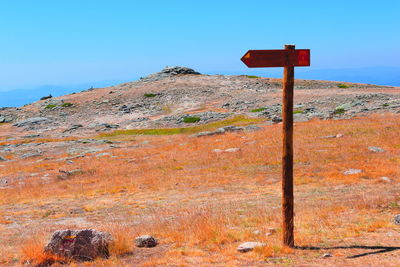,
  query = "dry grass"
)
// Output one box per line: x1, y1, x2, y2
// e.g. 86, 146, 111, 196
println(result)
0, 113, 399, 266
